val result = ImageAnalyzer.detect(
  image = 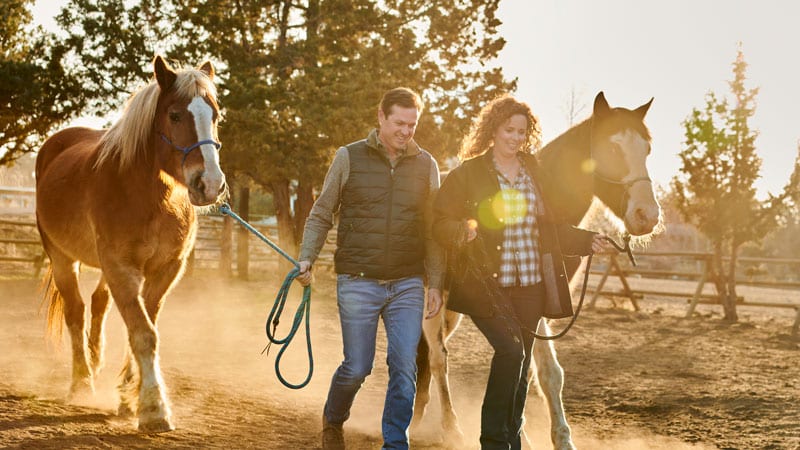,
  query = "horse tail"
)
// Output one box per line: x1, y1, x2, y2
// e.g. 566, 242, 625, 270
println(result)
40, 266, 65, 342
